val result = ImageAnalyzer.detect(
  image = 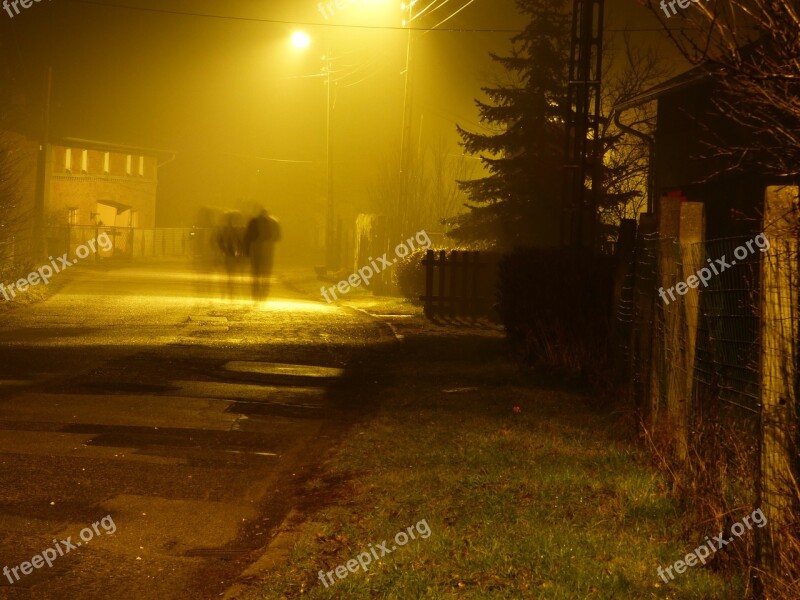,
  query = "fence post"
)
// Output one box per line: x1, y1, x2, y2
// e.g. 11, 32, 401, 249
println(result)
472, 252, 482, 319
758, 185, 799, 575
673, 201, 705, 461
438, 250, 447, 317
423, 250, 434, 318
449, 251, 460, 318
612, 219, 637, 384
461, 252, 472, 318
632, 213, 658, 418
651, 198, 682, 435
